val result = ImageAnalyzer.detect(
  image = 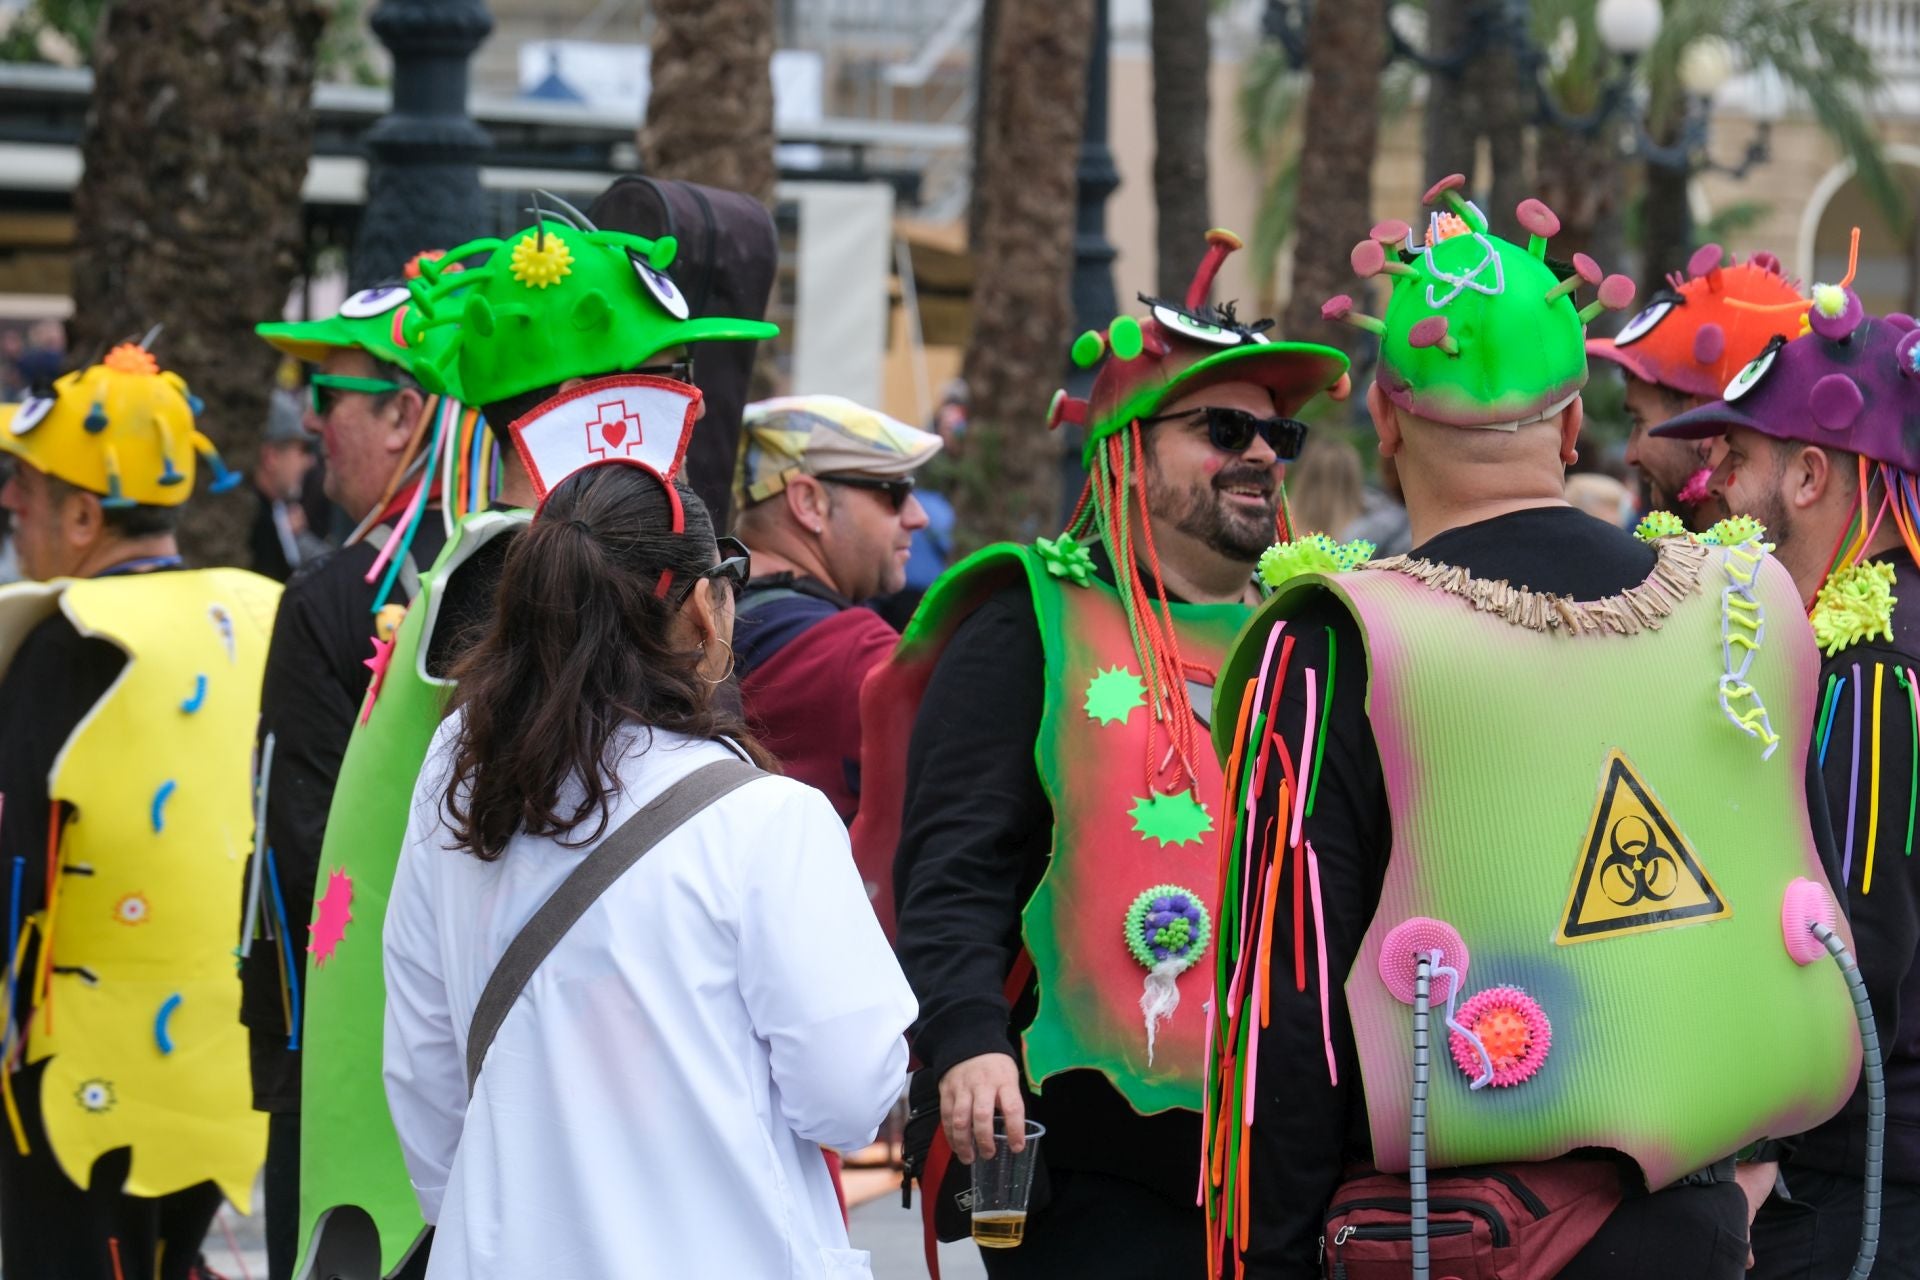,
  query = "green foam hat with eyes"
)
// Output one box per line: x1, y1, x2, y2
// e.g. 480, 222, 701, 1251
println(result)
404, 207, 779, 409
256, 252, 468, 398
1044, 230, 1350, 466
1322, 174, 1638, 430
